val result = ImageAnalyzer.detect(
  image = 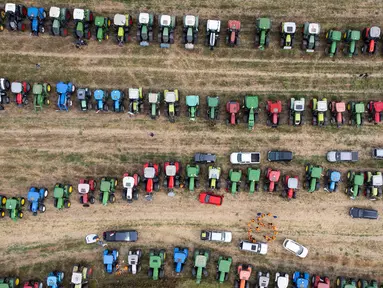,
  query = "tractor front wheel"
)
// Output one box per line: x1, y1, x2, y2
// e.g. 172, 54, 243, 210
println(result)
64, 200, 71, 208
